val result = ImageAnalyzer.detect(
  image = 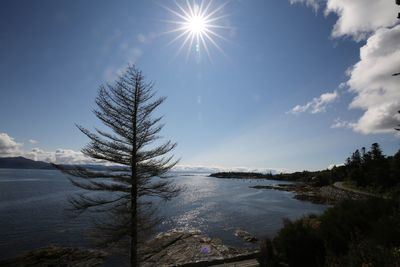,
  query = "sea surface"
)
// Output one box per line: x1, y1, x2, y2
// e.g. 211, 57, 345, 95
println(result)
0, 169, 328, 260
